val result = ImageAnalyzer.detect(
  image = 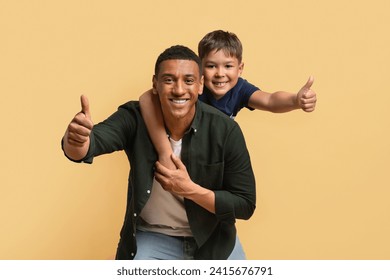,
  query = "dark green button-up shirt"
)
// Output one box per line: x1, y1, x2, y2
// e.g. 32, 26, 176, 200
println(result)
70, 100, 256, 259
